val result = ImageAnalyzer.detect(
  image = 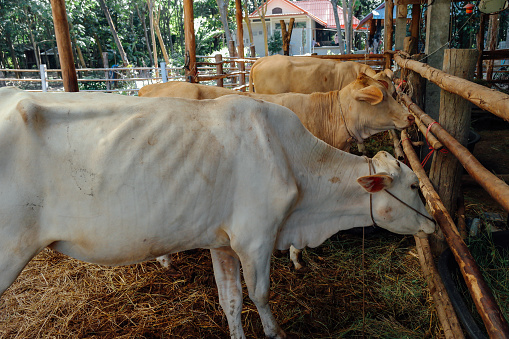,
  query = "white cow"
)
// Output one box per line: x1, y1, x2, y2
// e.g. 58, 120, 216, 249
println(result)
0, 88, 434, 339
